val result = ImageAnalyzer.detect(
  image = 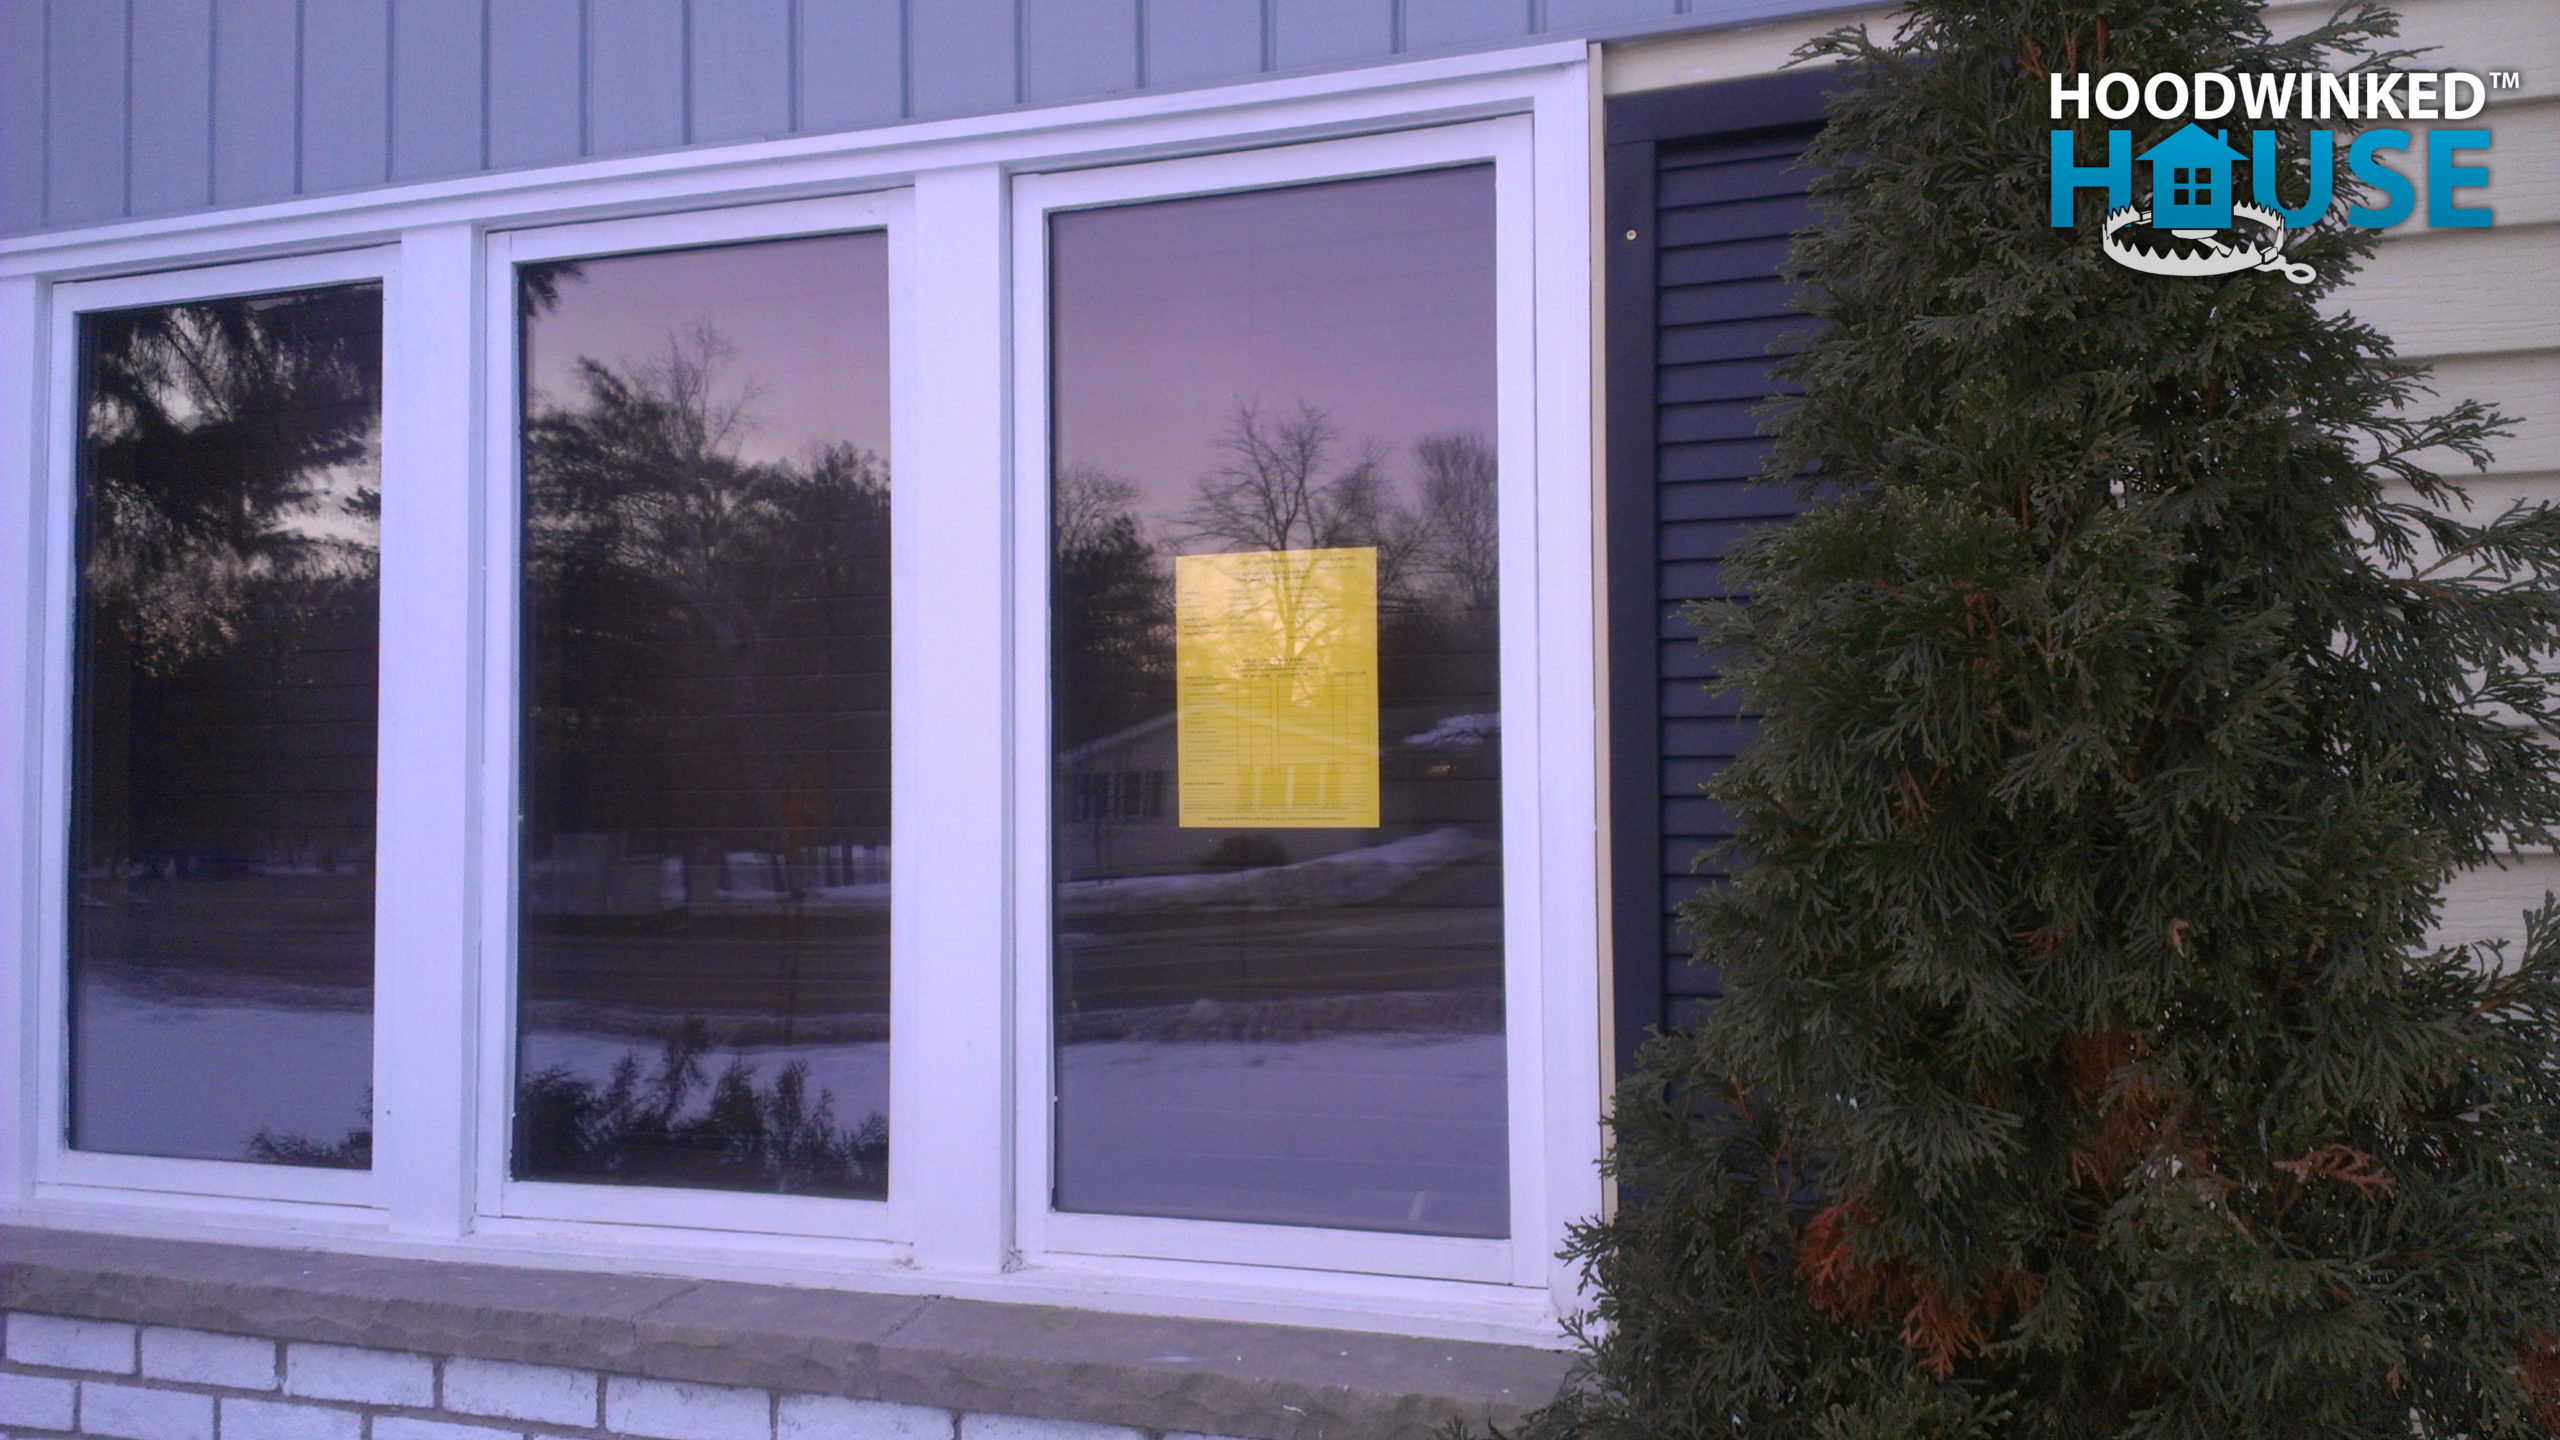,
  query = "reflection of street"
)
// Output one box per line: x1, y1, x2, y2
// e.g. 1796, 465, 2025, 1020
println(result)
73, 872, 372, 993
1058, 854, 1500, 1010
519, 910, 888, 1030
